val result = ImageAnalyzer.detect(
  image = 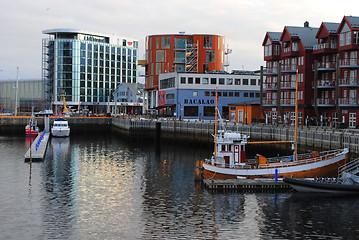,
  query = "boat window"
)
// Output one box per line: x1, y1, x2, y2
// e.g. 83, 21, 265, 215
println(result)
221, 145, 226, 151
